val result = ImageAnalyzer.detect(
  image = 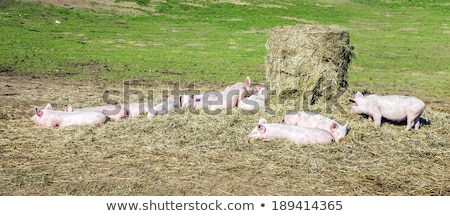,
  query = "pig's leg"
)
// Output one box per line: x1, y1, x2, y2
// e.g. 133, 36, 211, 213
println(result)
232, 95, 240, 107
413, 116, 421, 130
372, 113, 382, 127
405, 114, 418, 131
405, 114, 420, 131
405, 118, 413, 131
